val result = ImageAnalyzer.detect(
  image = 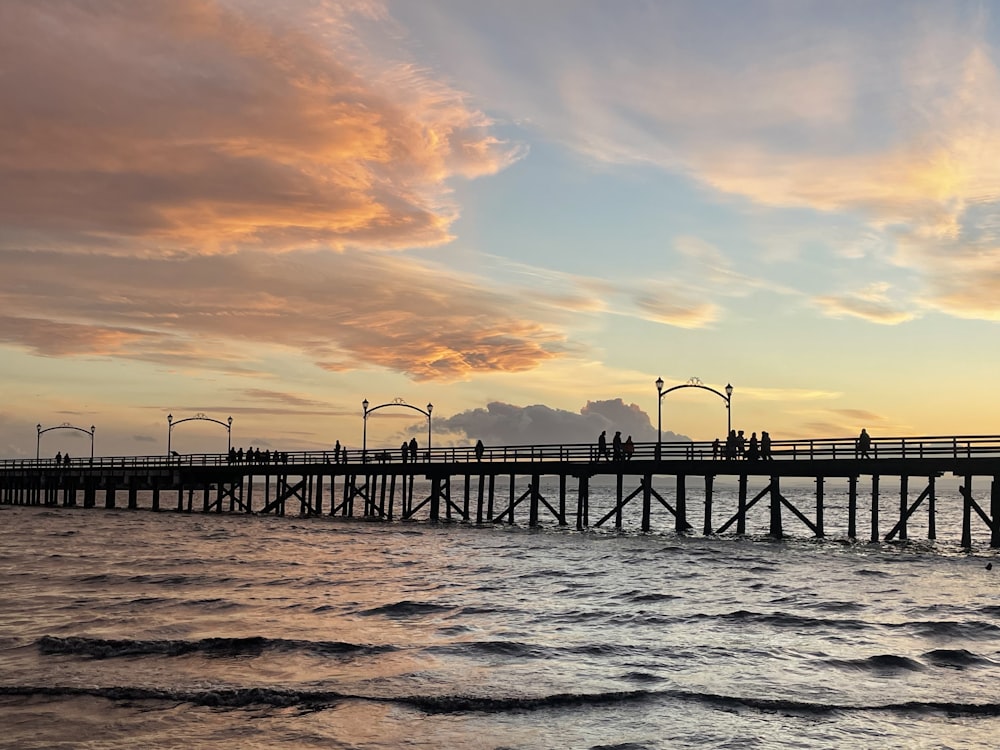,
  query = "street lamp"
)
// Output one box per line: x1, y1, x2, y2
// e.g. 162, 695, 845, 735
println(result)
362, 398, 370, 458
725, 383, 734, 436
167, 414, 173, 456
36, 424, 41, 461
655, 377, 664, 460
90, 425, 95, 461
427, 403, 433, 456
227, 416, 233, 453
